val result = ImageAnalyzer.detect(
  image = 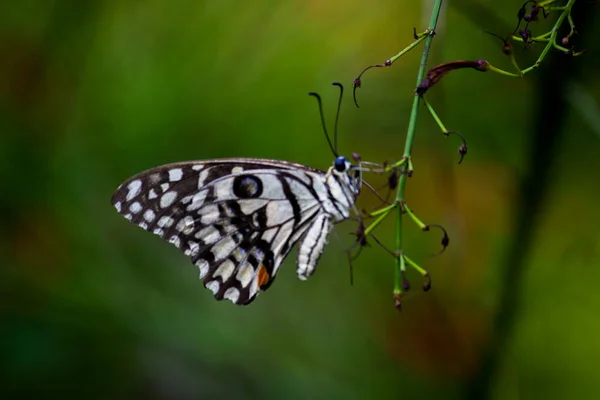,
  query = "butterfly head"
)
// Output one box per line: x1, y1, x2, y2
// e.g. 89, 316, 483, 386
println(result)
331, 155, 362, 197
334, 155, 351, 173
